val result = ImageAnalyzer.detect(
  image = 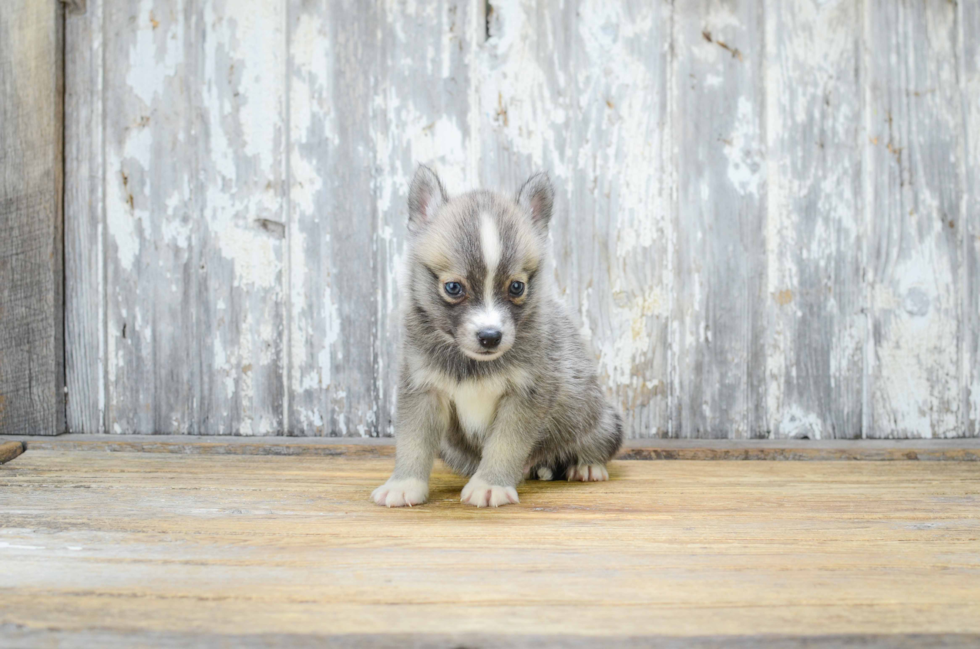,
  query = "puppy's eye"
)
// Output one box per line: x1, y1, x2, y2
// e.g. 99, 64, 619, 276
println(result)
444, 281, 464, 297
508, 281, 525, 298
